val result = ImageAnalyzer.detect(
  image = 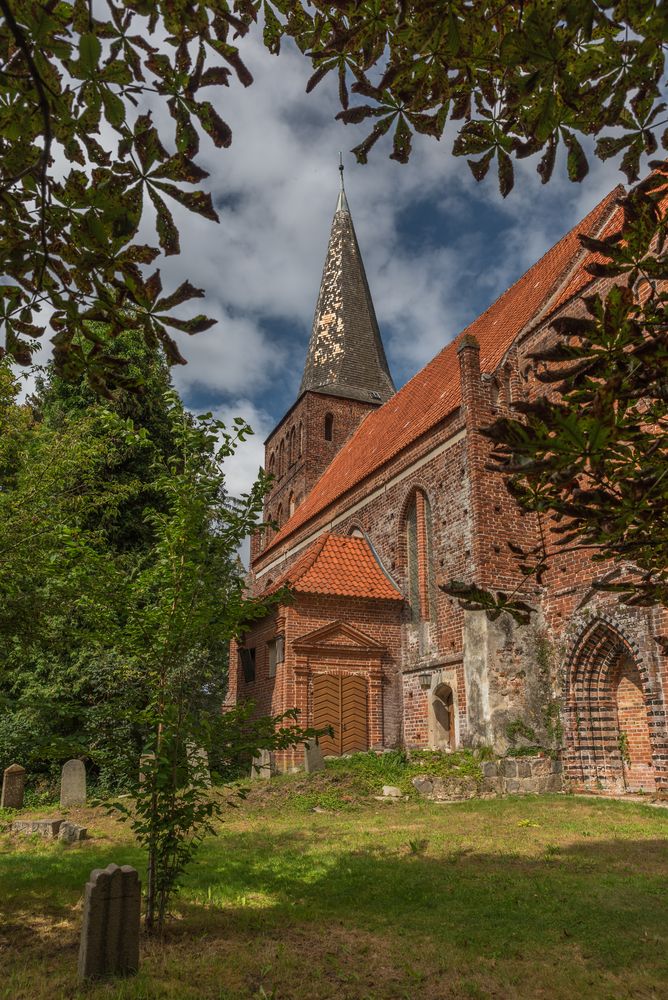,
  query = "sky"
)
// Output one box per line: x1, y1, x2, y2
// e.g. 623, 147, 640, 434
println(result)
23, 25, 632, 500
